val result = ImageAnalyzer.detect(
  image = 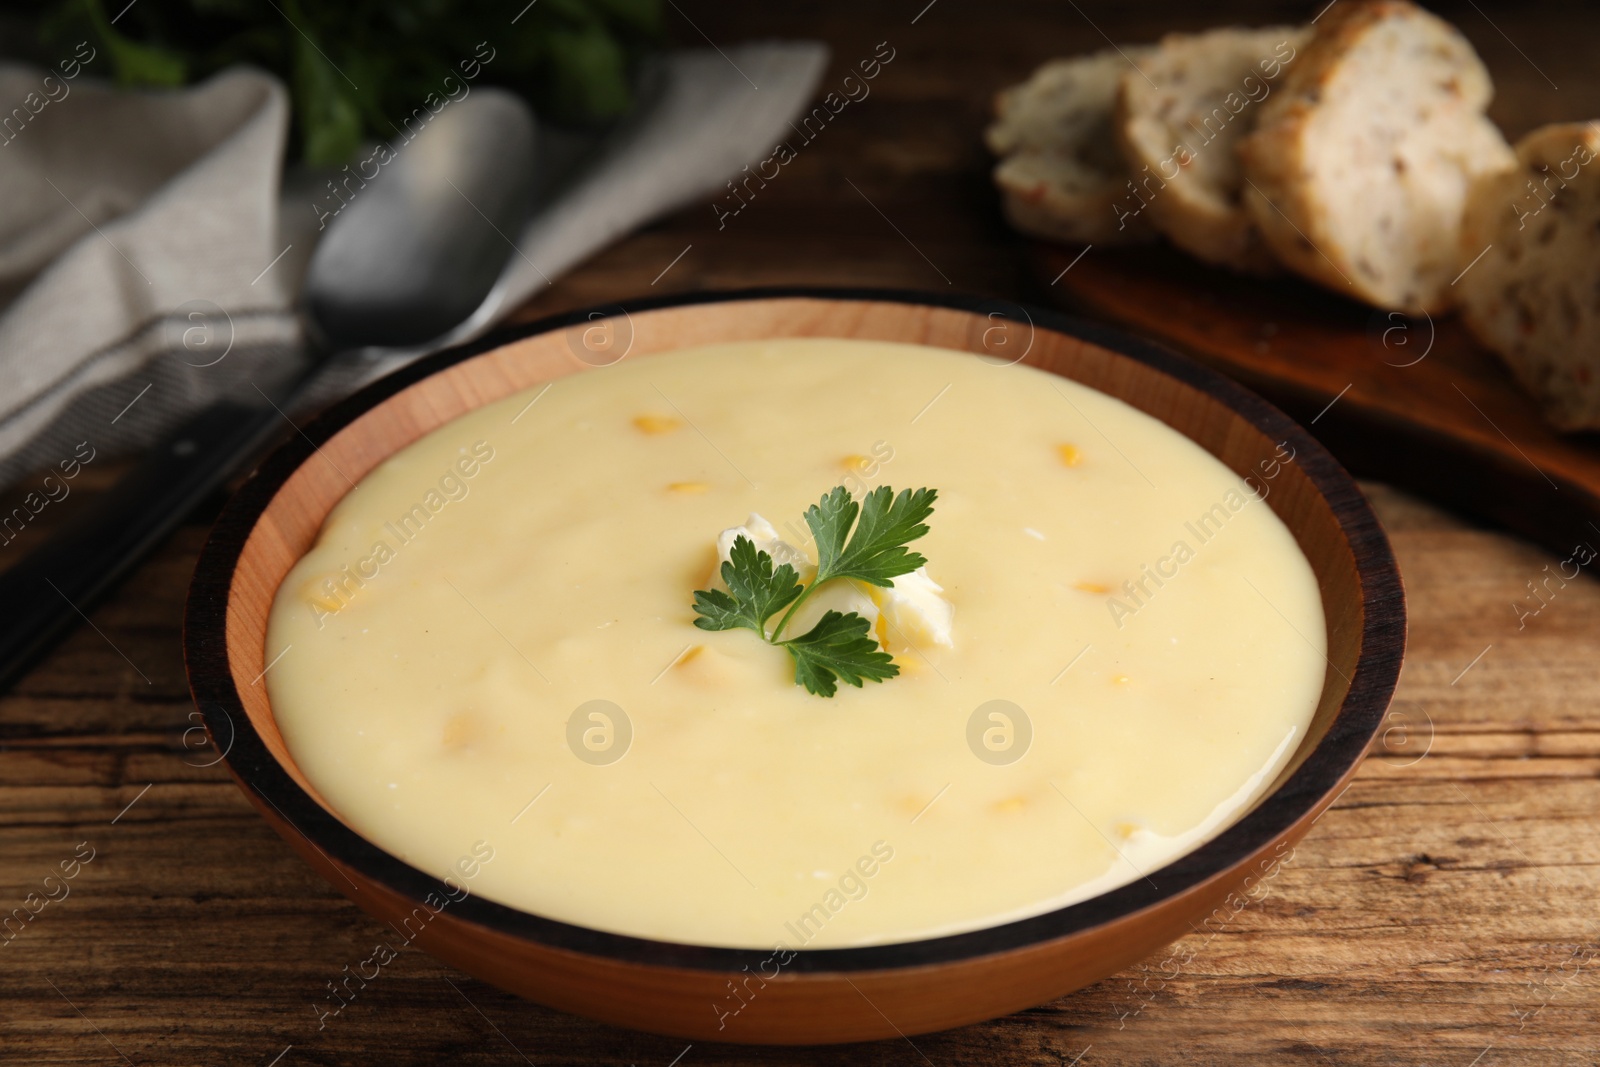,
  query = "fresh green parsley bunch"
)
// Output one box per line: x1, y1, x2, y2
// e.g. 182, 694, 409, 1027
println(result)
26, 0, 662, 165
